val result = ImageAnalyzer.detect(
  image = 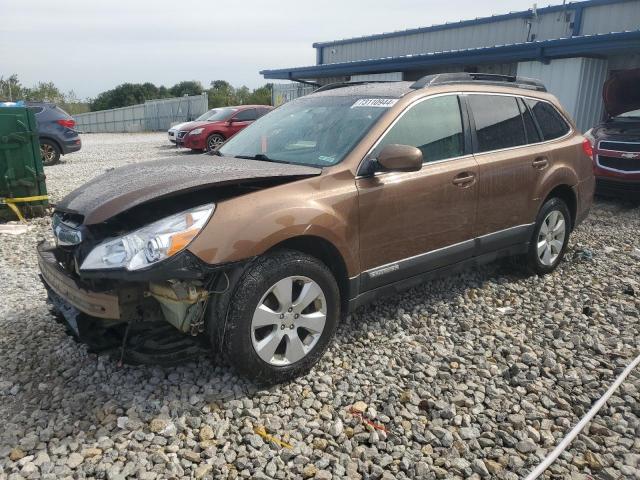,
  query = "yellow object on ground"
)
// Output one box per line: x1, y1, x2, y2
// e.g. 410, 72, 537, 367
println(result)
0, 195, 49, 222
254, 426, 293, 449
